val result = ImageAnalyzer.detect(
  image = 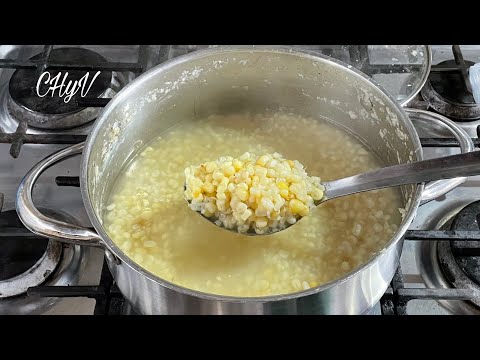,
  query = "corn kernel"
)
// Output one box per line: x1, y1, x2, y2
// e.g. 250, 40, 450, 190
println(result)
236, 189, 249, 201
202, 182, 214, 194
256, 155, 270, 166
233, 159, 243, 171
311, 187, 324, 201
205, 202, 217, 213
277, 182, 289, 190
223, 166, 235, 177
261, 197, 275, 211
255, 216, 268, 228
289, 199, 308, 215
212, 171, 224, 181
